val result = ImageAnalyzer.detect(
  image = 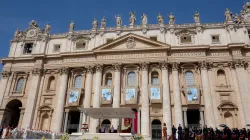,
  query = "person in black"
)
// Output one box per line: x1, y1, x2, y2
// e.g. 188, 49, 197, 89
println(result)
177, 124, 182, 140
172, 125, 177, 140
203, 125, 208, 140
226, 127, 232, 140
